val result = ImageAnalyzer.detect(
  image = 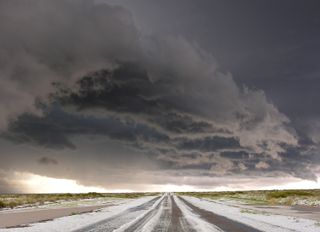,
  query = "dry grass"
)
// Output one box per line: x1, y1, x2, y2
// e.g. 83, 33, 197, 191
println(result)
0, 192, 158, 209
179, 189, 320, 206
